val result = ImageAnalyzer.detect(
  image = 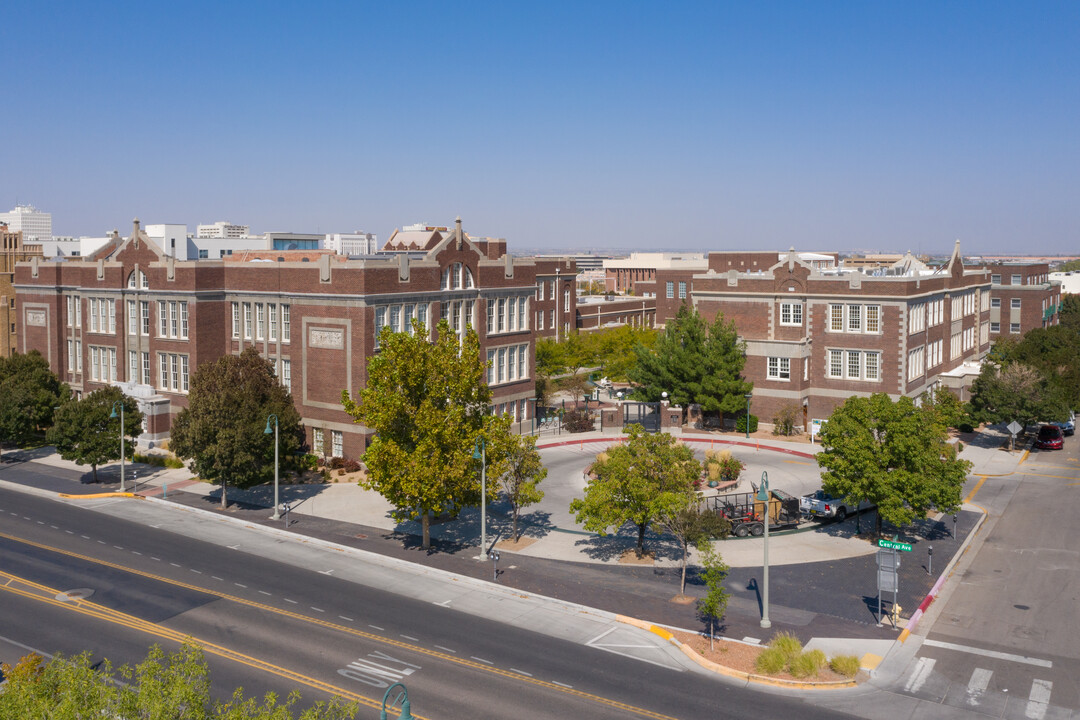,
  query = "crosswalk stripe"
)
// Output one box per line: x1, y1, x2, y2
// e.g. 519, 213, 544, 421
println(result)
965, 667, 992, 707
904, 657, 935, 693
1025, 679, 1052, 720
